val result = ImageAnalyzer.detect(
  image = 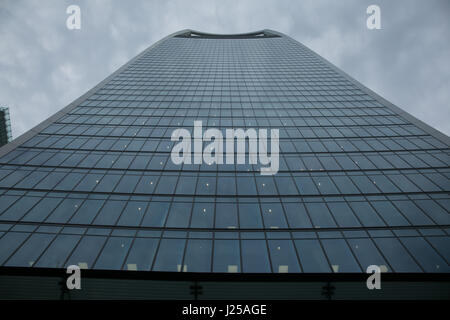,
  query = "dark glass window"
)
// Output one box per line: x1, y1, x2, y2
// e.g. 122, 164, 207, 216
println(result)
213, 239, 241, 273
294, 239, 330, 272
268, 239, 301, 273
94, 237, 133, 270
5, 233, 55, 267
124, 237, 159, 271
321, 239, 361, 272
153, 238, 186, 272
183, 239, 212, 272
241, 239, 271, 273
